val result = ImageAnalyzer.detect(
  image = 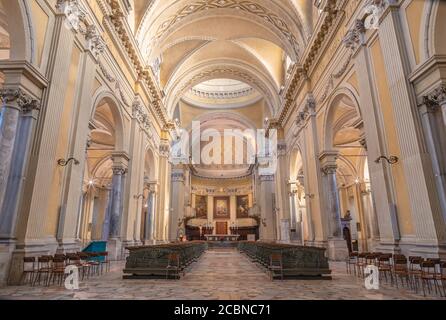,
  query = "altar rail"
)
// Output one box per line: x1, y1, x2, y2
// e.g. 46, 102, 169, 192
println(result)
238, 242, 332, 279
123, 241, 207, 279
